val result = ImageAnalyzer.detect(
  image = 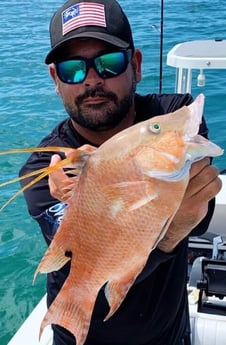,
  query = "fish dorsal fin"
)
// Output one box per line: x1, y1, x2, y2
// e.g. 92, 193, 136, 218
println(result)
103, 180, 157, 214
0, 146, 93, 210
